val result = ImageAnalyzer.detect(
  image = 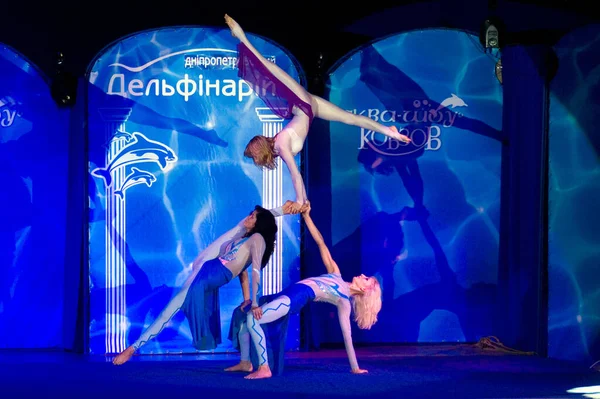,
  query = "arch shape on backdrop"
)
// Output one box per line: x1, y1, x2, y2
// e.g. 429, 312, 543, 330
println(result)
85, 27, 304, 355
548, 23, 600, 363
315, 28, 503, 344
0, 44, 70, 348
